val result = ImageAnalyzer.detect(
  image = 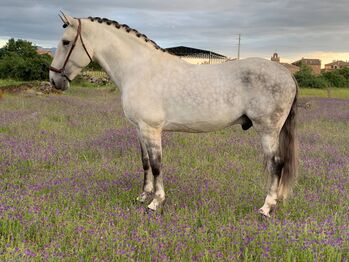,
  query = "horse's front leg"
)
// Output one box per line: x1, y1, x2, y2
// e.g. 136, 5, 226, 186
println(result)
136, 135, 154, 203
138, 126, 165, 211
